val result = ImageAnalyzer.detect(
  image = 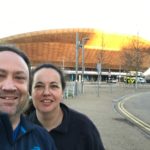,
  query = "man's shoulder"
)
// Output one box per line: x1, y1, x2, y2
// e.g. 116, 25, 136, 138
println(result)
21, 115, 48, 134
21, 116, 56, 149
